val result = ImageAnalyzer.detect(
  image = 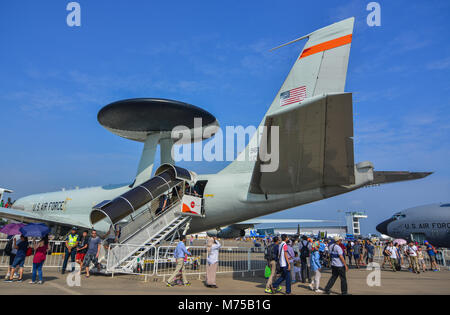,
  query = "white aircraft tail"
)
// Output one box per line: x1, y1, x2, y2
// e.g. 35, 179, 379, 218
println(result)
222, 17, 355, 174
